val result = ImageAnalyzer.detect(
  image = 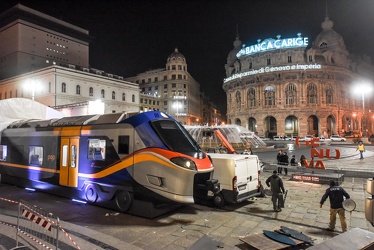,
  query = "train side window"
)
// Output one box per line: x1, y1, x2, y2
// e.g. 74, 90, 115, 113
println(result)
71, 145, 77, 168
88, 139, 106, 160
118, 136, 129, 154
62, 145, 68, 167
0, 145, 7, 161
29, 146, 43, 166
